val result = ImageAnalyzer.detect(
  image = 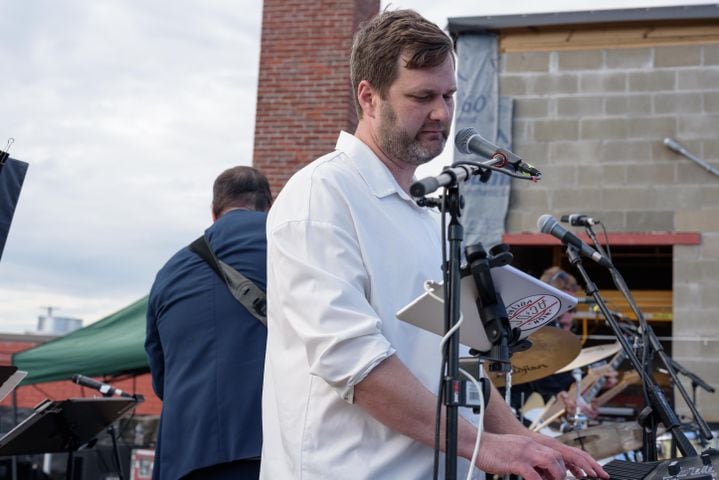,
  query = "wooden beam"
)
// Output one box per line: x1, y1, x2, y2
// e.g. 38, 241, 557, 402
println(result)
503, 232, 701, 246
499, 20, 719, 52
